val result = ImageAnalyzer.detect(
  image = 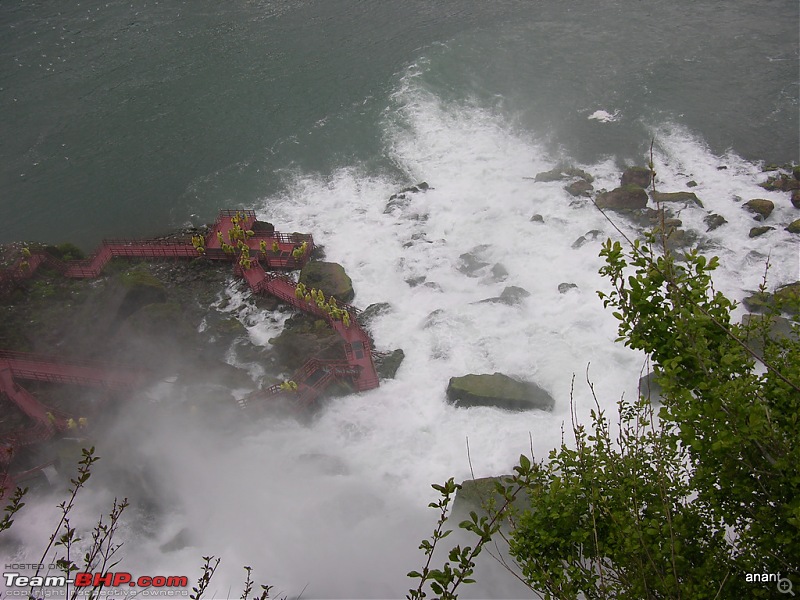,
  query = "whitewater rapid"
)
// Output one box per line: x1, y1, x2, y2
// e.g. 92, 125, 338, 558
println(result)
7, 78, 797, 599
